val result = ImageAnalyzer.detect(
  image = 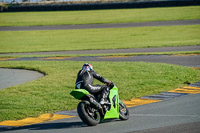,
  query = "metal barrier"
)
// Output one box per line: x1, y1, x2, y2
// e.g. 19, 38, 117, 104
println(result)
0, 0, 174, 4
0, 0, 200, 12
